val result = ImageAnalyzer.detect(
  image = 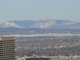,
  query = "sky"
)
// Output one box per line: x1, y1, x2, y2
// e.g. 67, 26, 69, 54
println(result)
0, 0, 80, 23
